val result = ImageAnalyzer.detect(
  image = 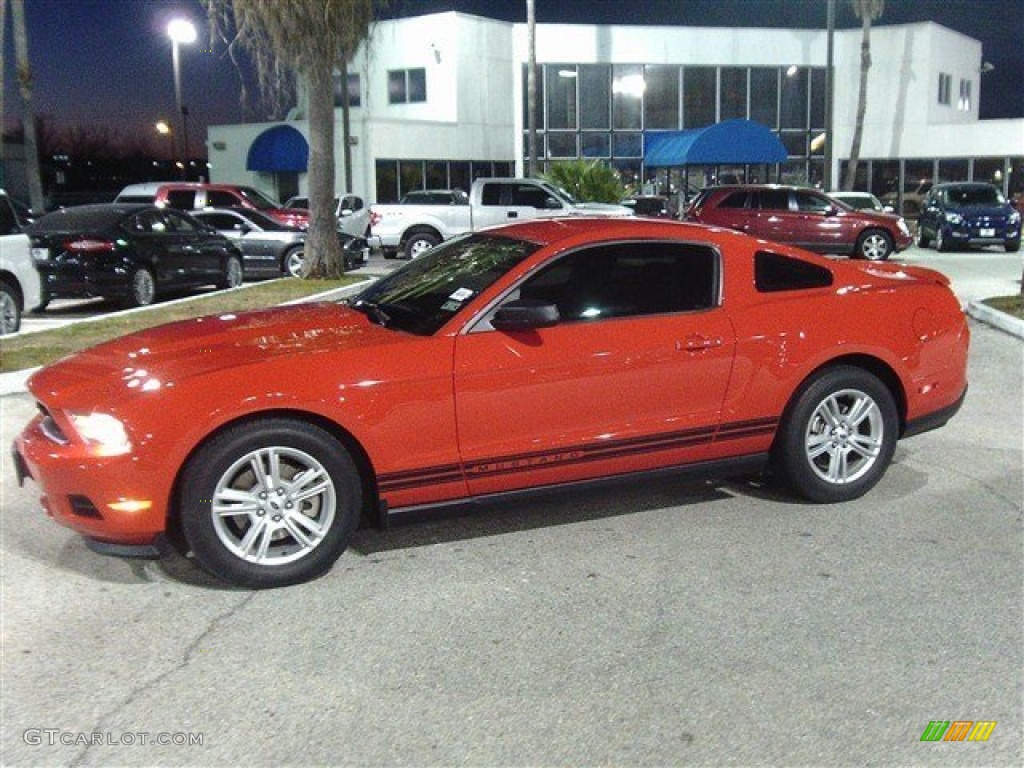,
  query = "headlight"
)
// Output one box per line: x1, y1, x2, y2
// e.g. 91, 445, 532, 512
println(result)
944, 211, 964, 225
1009, 210, 1021, 225
898, 218, 910, 236
66, 411, 132, 456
